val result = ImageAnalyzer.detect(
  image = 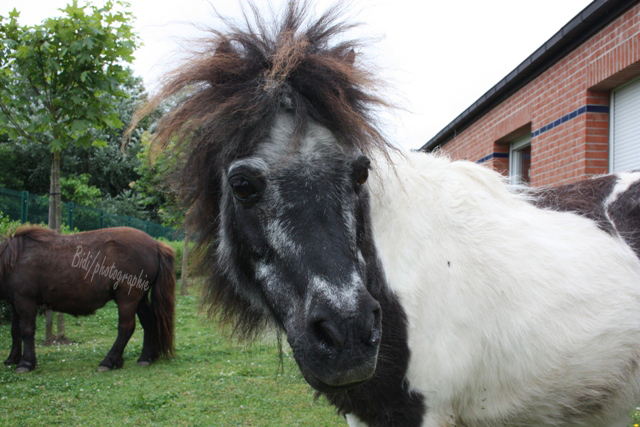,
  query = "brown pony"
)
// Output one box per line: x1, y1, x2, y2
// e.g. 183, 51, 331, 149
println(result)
0, 226, 175, 373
